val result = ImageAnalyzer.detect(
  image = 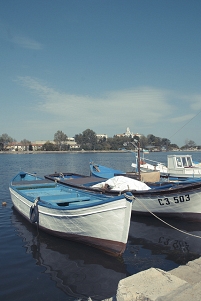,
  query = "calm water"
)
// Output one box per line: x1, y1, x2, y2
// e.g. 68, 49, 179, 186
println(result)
1, 151, 201, 301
